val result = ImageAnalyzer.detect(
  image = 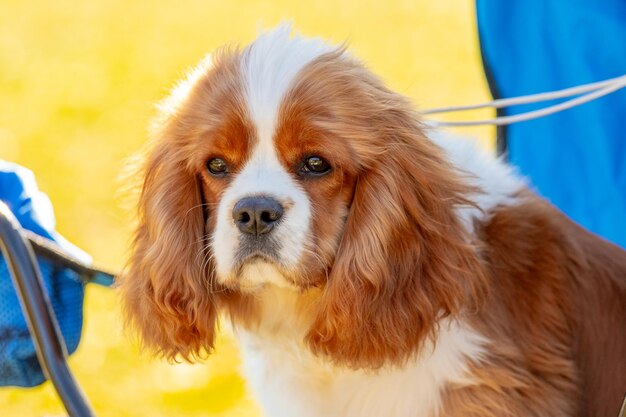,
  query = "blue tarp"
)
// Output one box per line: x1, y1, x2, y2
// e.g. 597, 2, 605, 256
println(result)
476, 0, 626, 248
0, 161, 88, 387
